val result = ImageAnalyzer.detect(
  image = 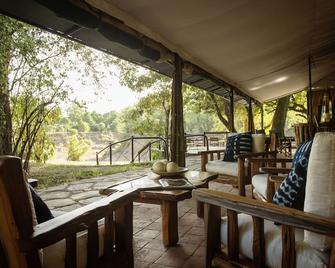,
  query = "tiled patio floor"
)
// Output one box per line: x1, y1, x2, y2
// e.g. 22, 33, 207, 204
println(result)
39, 156, 247, 267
